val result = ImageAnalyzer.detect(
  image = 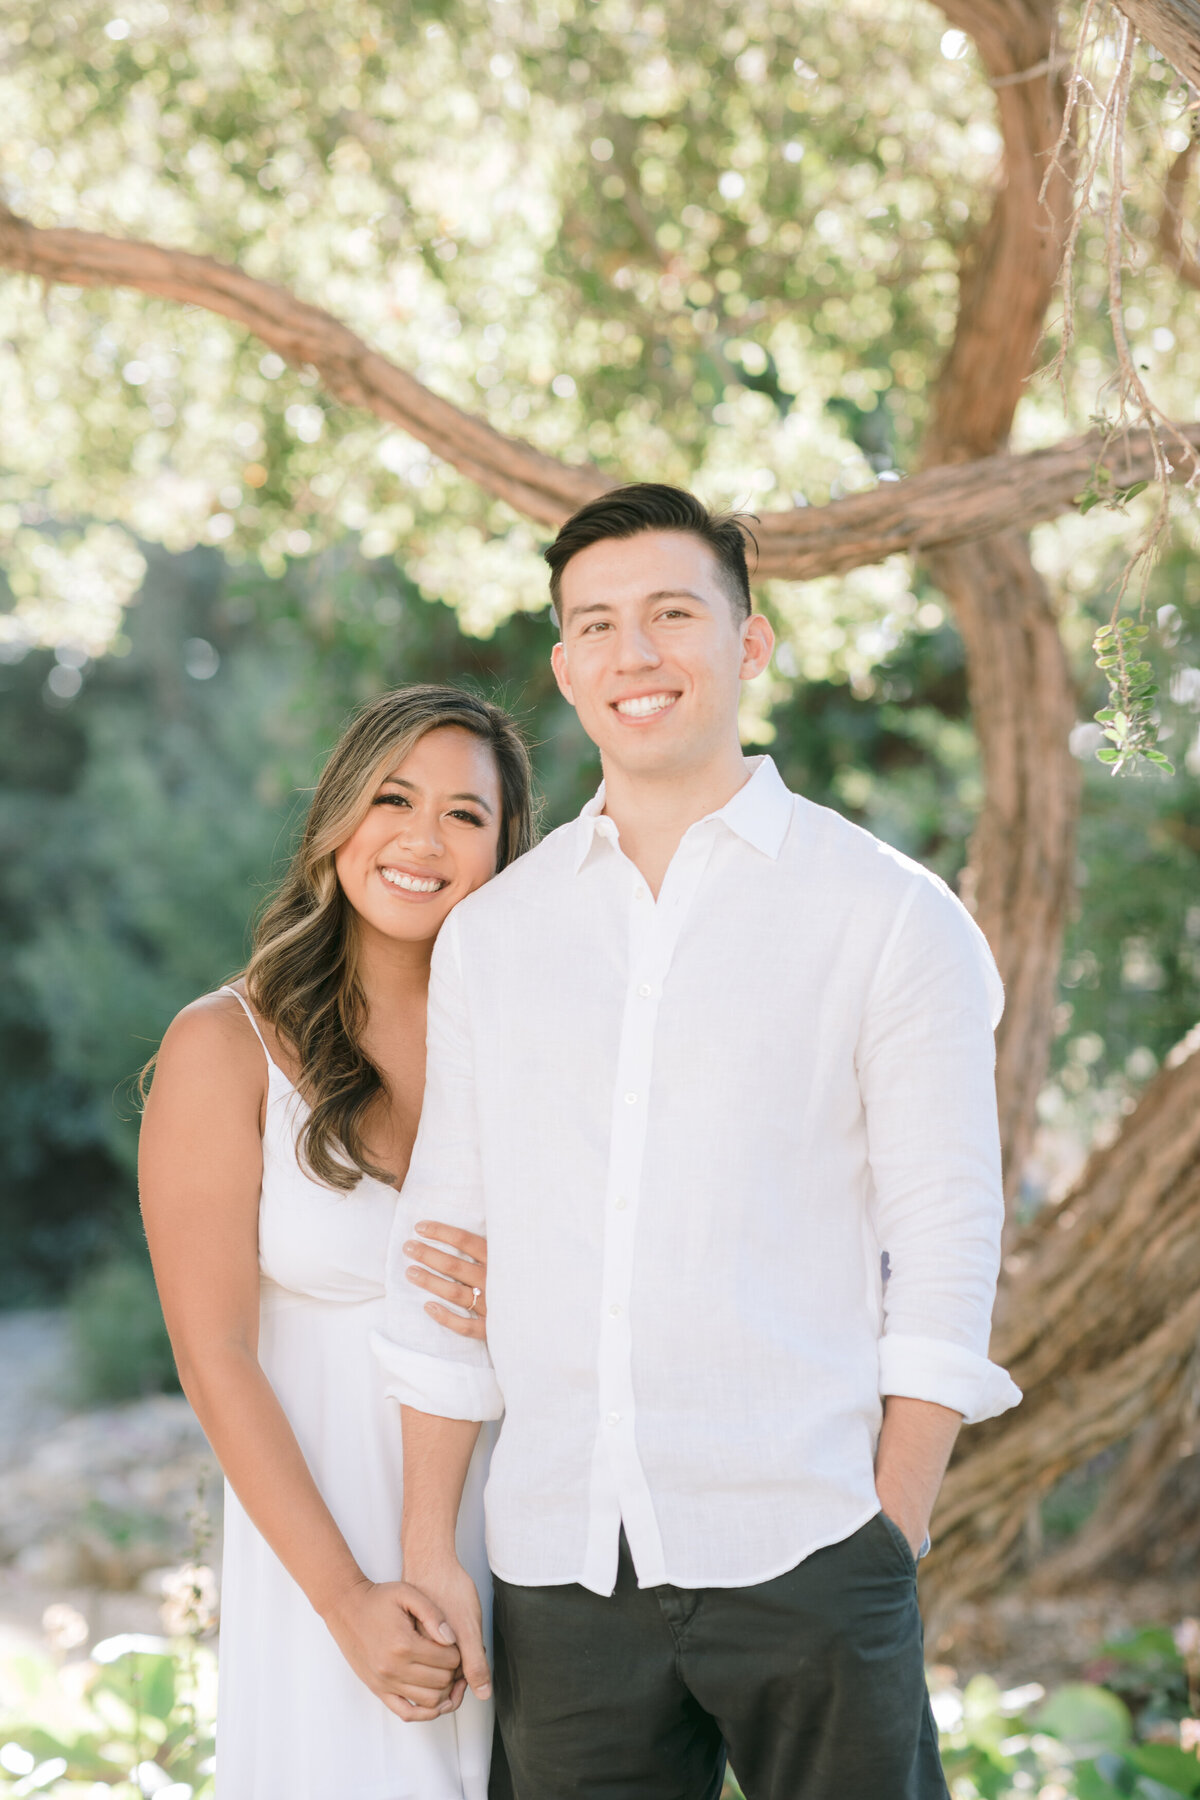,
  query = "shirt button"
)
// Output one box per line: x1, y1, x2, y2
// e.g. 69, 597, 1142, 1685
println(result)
608, 1303, 621, 1317
606, 1411, 621, 1426
614, 1195, 628, 1210
624, 1092, 637, 1105
637, 983, 652, 998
